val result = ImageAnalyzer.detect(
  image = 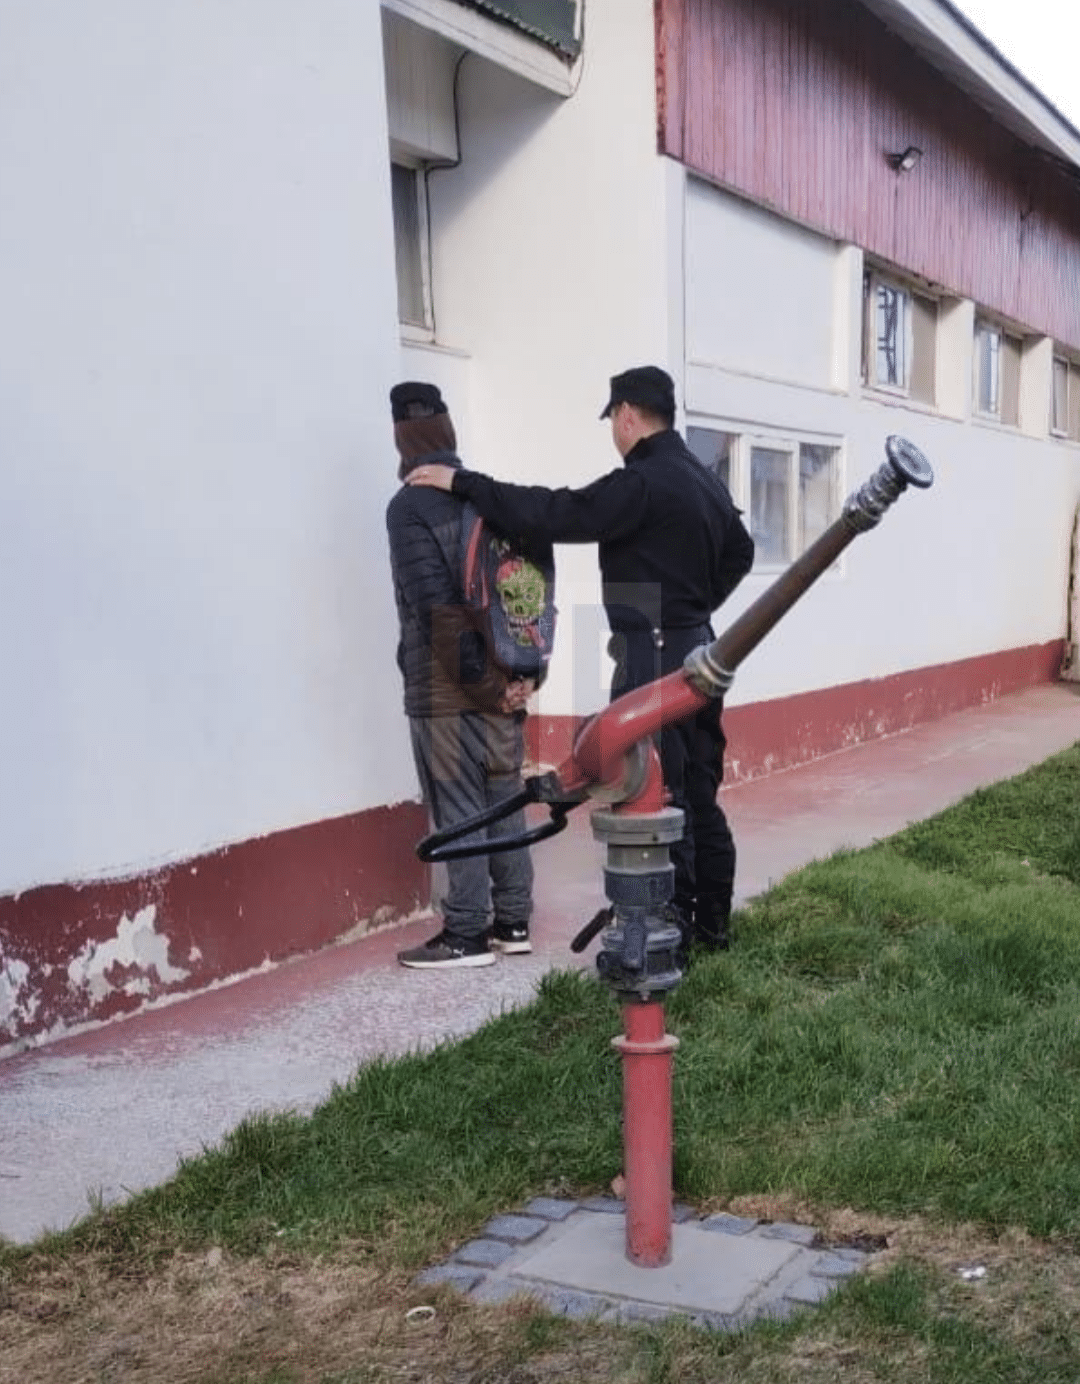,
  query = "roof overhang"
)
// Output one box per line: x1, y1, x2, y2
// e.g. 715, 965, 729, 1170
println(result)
860, 0, 1080, 171
382, 0, 579, 96
451, 0, 579, 58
